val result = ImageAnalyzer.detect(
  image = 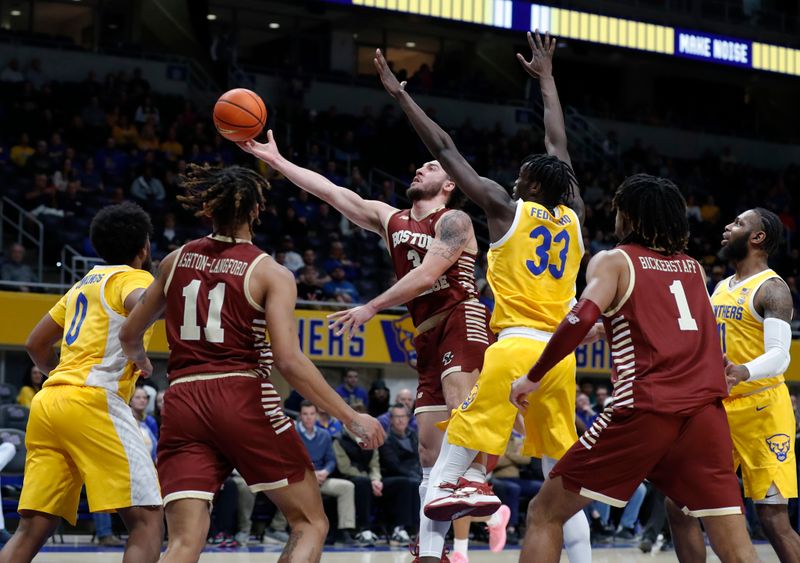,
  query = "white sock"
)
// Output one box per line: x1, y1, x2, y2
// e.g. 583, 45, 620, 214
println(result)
542, 456, 591, 563
419, 466, 451, 558
463, 464, 486, 484
453, 537, 468, 556
429, 430, 478, 498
